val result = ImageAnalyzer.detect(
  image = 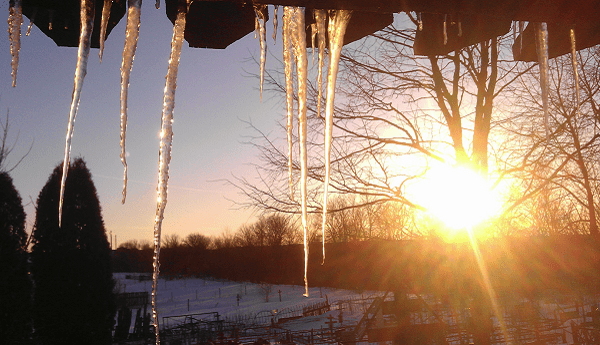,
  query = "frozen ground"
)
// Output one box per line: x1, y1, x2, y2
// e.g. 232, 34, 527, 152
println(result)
113, 273, 382, 333
114, 274, 589, 344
